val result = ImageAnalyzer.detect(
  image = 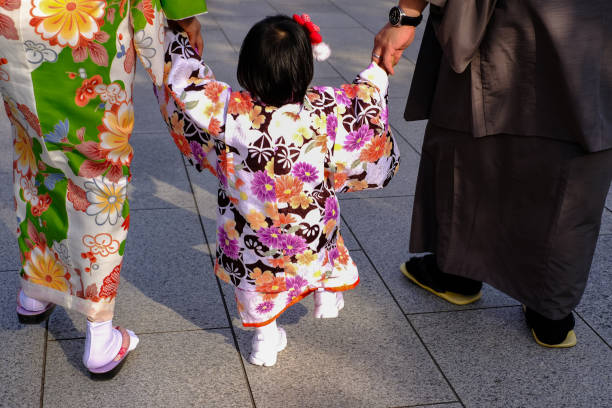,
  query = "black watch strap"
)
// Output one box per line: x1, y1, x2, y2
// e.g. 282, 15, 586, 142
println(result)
400, 13, 423, 27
